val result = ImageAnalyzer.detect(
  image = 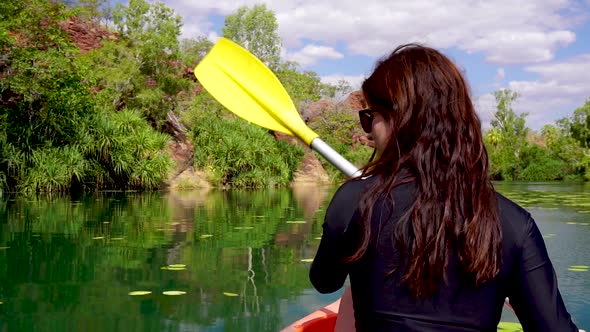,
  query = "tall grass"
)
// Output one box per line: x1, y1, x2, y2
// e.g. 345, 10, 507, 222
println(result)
189, 103, 304, 188
1, 110, 173, 193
